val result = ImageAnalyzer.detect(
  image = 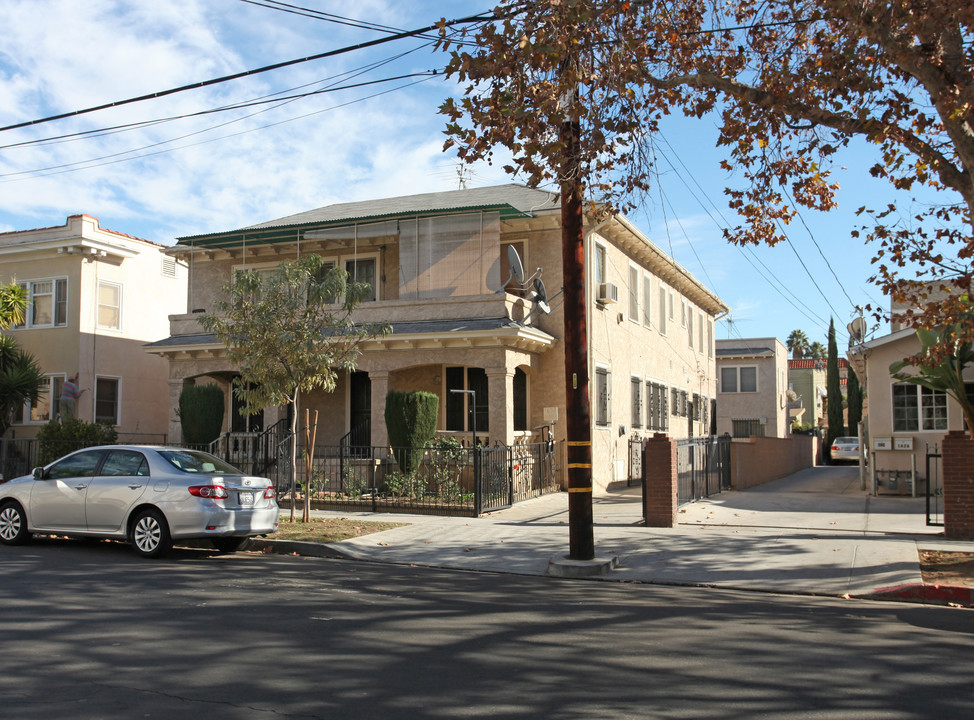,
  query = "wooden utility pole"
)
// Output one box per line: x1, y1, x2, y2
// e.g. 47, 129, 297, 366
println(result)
560, 117, 595, 561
